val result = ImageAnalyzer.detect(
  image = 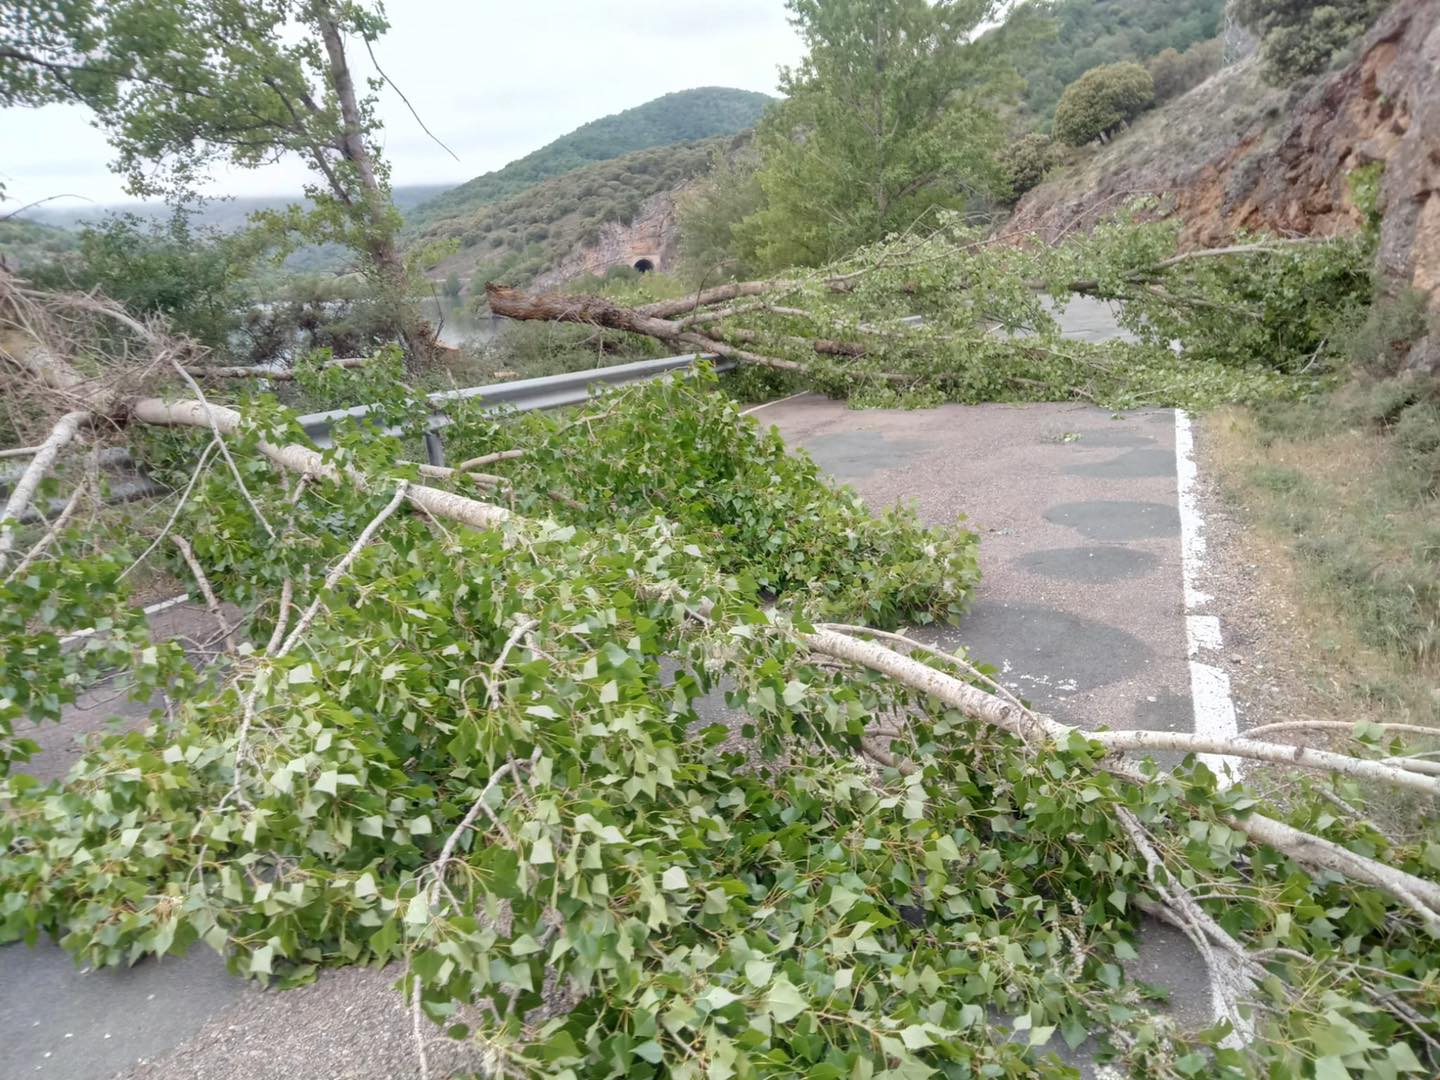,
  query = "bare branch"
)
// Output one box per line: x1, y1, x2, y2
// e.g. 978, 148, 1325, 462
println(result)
171, 534, 237, 652
0, 409, 89, 570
